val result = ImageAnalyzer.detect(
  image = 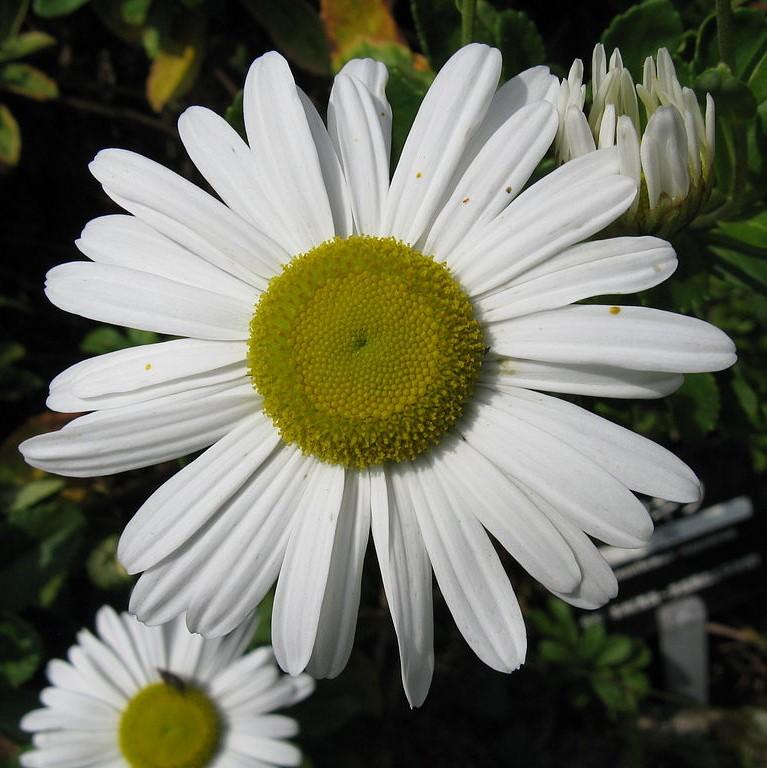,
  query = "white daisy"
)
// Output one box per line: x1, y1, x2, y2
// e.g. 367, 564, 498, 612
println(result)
555, 44, 715, 235
19, 606, 313, 768
20, 44, 736, 706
